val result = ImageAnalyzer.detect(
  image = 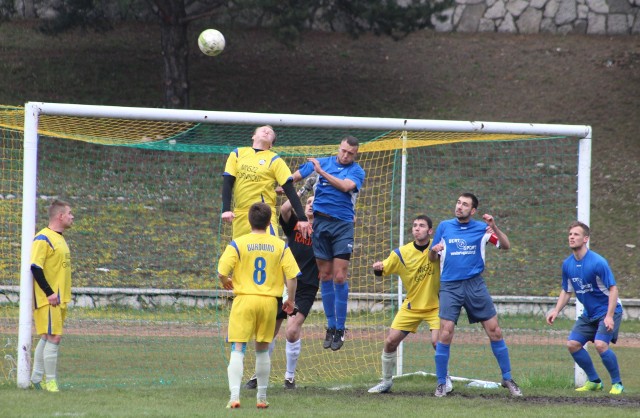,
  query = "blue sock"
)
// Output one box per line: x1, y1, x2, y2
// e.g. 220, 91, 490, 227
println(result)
434, 342, 450, 385
334, 282, 349, 330
599, 349, 621, 384
490, 340, 512, 380
571, 348, 599, 382
321, 280, 336, 329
